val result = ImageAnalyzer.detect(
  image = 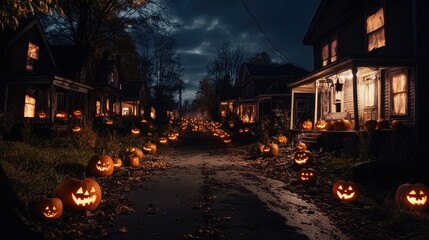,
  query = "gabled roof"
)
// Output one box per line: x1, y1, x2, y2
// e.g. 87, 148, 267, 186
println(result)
303, 0, 364, 45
